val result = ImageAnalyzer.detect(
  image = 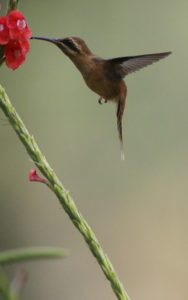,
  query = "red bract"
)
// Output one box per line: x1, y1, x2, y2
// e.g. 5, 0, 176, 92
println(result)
7, 10, 31, 40
4, 39, 30, 70
0, 16, 9, 44
0, 9, 31, 70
